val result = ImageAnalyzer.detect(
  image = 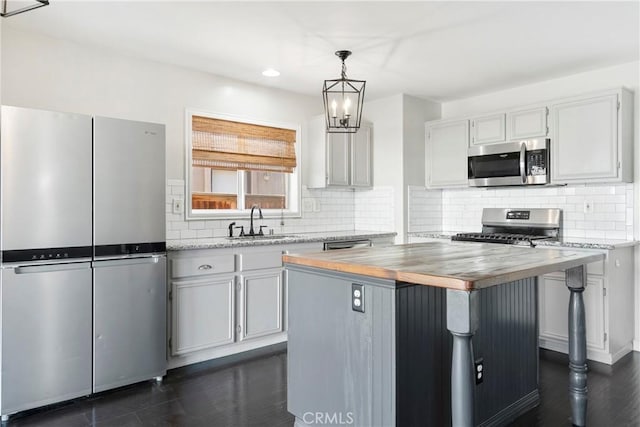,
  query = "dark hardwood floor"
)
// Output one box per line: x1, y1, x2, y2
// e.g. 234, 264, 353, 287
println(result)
3, 349, 639, 426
